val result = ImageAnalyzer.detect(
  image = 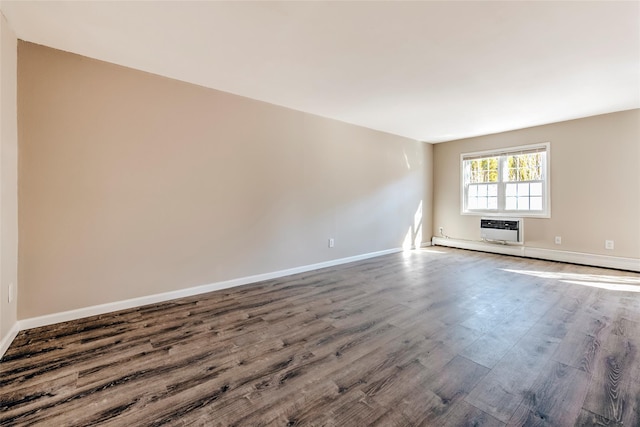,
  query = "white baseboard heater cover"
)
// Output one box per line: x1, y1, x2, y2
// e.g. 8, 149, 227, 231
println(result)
480, 218, 522, 243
